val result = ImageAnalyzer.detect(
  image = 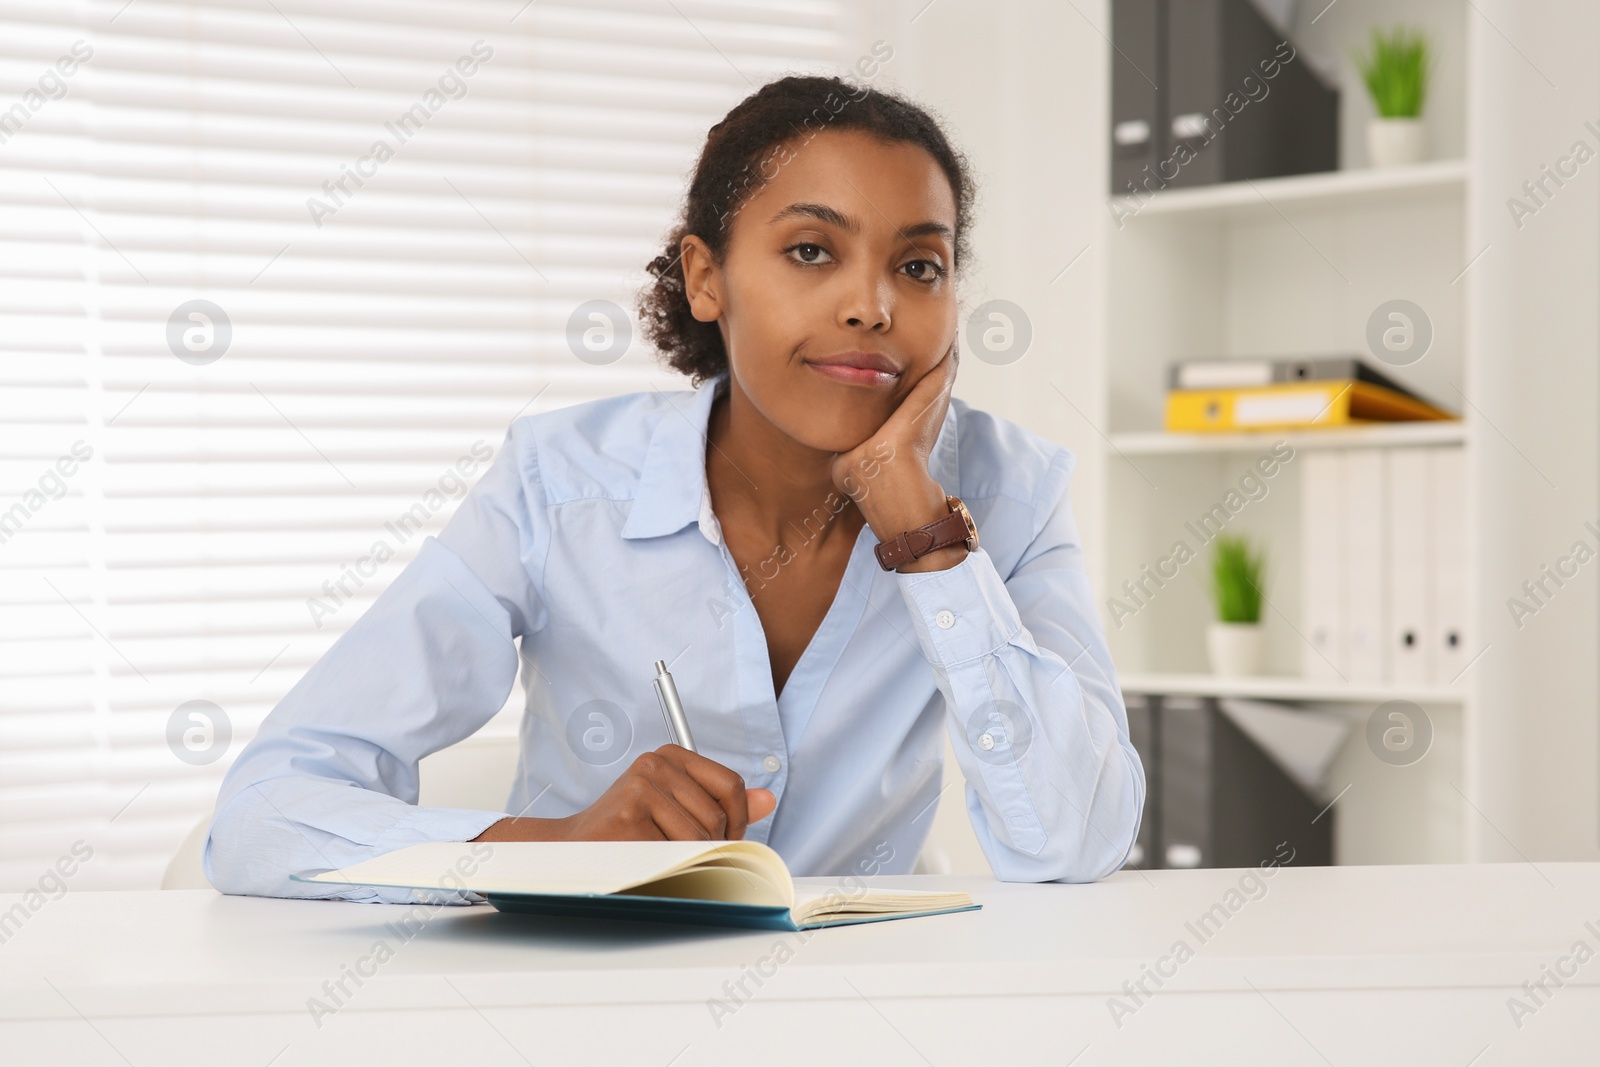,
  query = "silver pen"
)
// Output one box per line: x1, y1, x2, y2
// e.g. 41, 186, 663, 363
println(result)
652, 659, 697, 753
